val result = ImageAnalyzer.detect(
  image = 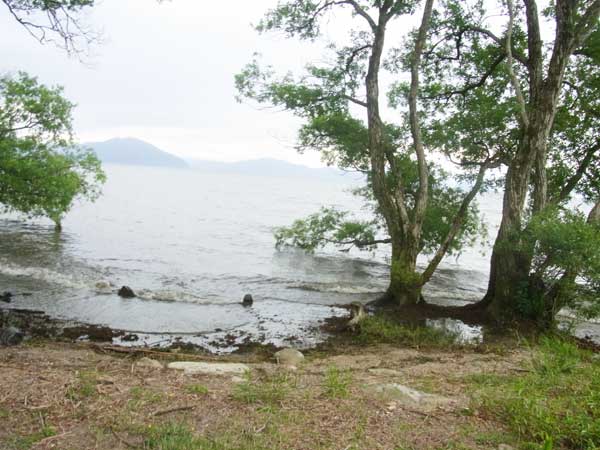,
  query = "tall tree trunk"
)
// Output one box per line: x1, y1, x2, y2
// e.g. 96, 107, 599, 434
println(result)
382, 235, 423, 306
481, 0, 600, 322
